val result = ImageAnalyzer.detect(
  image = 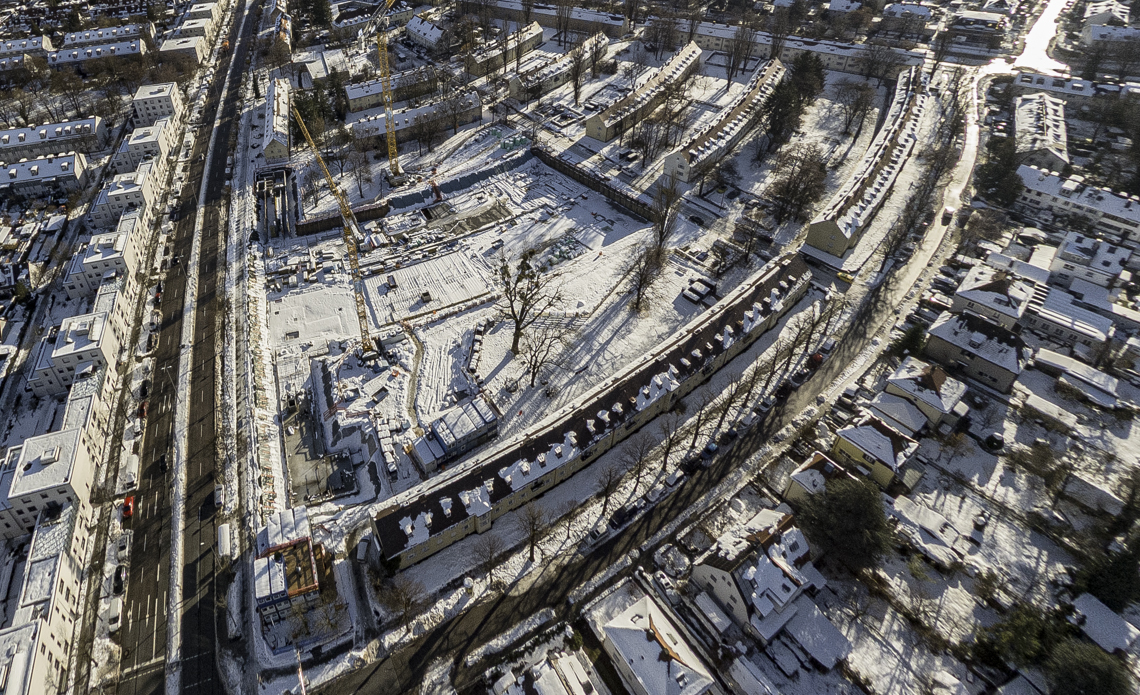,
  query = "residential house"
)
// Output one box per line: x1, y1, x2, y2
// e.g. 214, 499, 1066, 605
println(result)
1048, 231, 1130, 289
0, 153, 88, 198
884, 357, 969, 428
831, 415, 919, 488
951, 265, 1032, 329
1014, 92, 1068, 171
0, 118, 104, 161
924, 311, 1027, 393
